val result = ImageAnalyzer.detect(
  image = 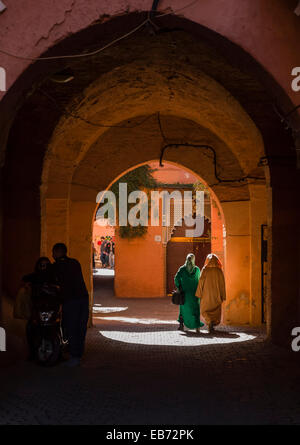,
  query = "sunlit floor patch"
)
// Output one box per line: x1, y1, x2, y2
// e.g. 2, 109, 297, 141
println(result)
93, 306, 128, 314
93, 268, 115, 276
96, 316, 175, 324
99, 327, 257, 346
